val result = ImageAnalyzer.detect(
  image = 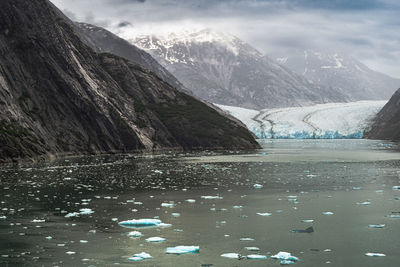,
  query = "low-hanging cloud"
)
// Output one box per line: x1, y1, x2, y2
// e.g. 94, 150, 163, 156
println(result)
50, 0, 400, 78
